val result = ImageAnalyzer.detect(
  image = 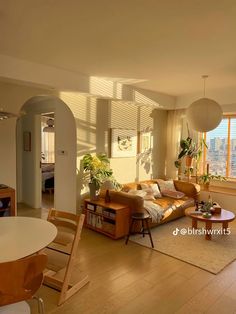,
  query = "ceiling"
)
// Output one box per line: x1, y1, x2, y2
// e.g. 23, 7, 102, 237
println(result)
0, 0, 236, 96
